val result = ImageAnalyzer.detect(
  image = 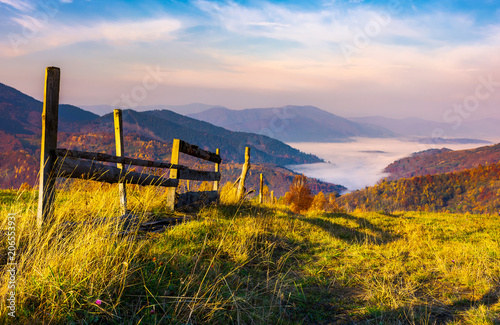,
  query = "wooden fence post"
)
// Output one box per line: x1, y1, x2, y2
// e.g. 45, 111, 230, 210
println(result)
114, 109, 127, 215
167, 139, 180, 210
237, 147, 250, 200
213, 148, 220, 191
37, 67, 60, 230
259, 173, 264, 204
